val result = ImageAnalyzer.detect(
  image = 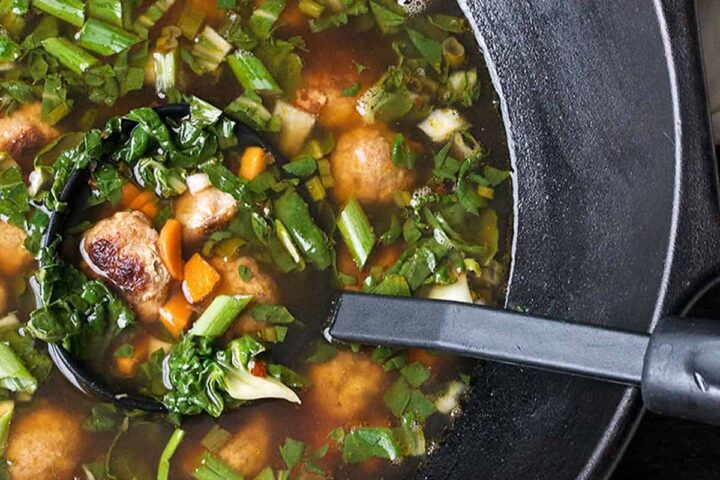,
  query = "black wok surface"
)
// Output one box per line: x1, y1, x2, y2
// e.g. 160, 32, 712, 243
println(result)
415, 1, 719, 478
